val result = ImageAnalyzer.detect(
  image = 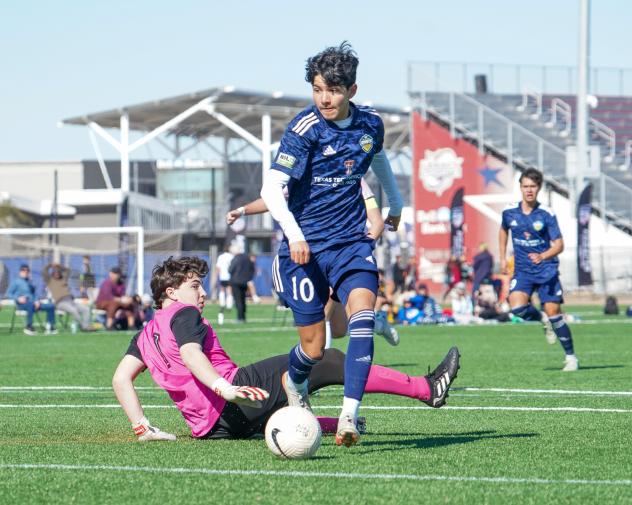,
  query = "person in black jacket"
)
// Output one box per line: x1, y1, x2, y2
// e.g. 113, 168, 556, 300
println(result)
229, 250, 255, 323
